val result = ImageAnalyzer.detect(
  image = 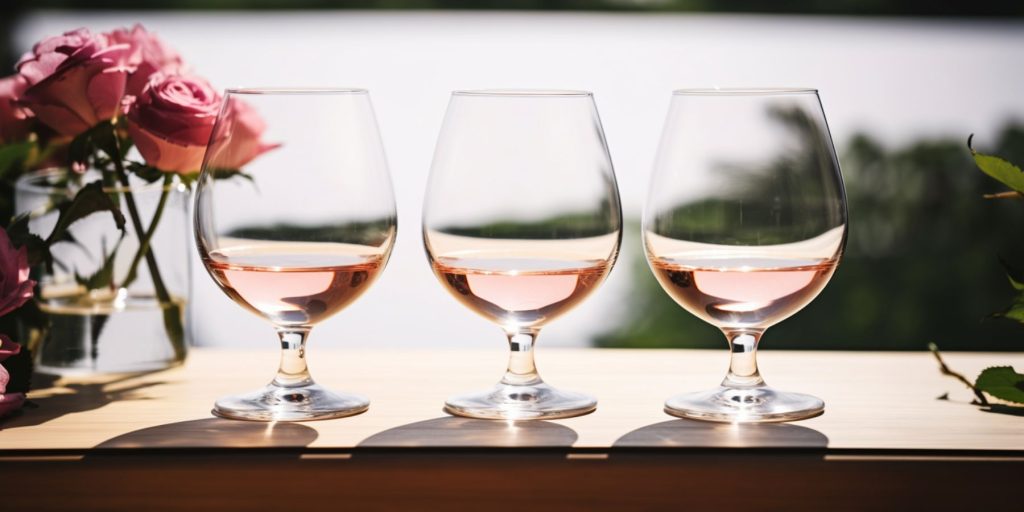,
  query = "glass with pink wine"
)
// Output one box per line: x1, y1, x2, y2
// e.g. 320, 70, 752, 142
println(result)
195, 88, 396, 421
424, 90, 622, 420
644, 88, 848, 423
